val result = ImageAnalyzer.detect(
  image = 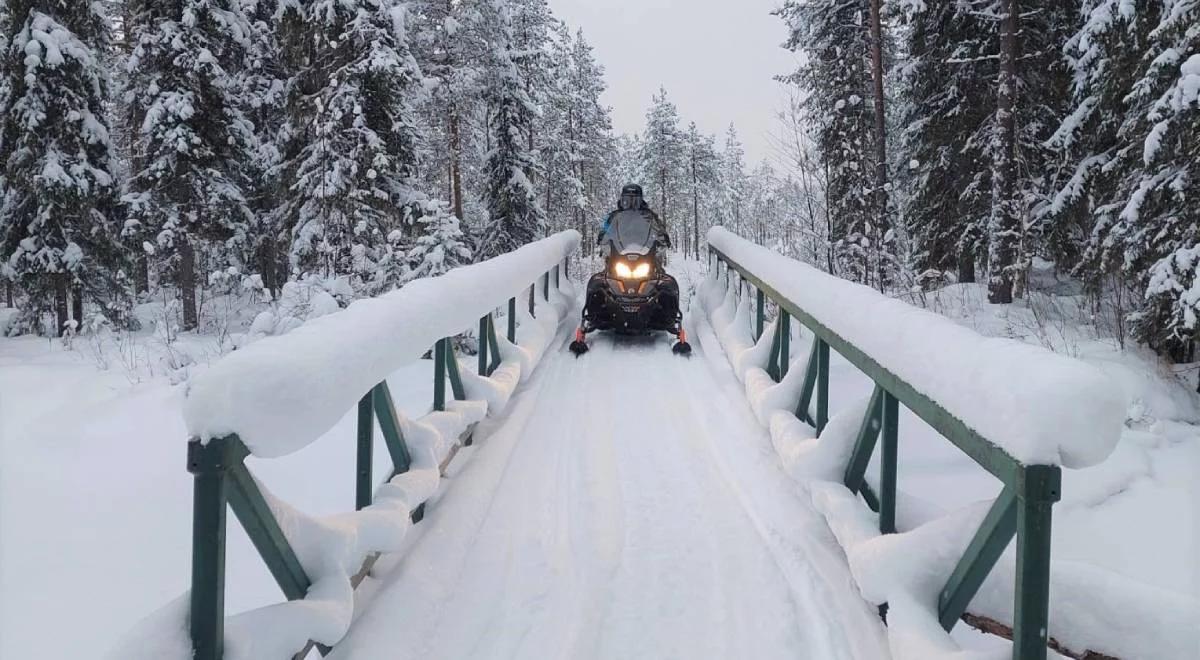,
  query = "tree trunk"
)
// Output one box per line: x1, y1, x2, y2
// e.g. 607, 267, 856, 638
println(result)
868, 0, 889, 293
449, 108, 464, 222
53, 274, 69, 336
259, 234, 279, 295
5, 280, 12, 307
958, 247, 977, 283
72, 285, 83, 328
136, 253, 150, 295
180, 238, 199, 331
988, 0, 1019, 304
